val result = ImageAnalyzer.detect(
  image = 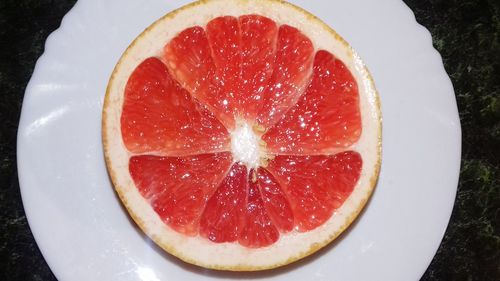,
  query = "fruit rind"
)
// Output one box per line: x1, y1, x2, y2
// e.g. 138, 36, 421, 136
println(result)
103, 0, 382, 271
